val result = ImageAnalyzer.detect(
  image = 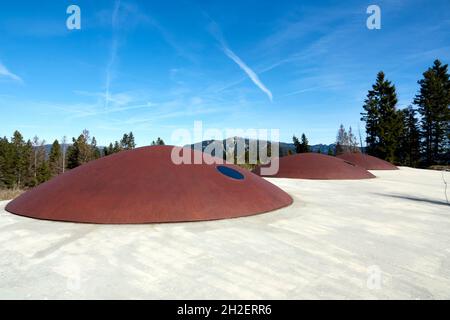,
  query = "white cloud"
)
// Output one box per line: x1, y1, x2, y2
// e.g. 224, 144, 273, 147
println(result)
68, 90, 156, 118
74, 90, 134, 107
0, 62, 23, 83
